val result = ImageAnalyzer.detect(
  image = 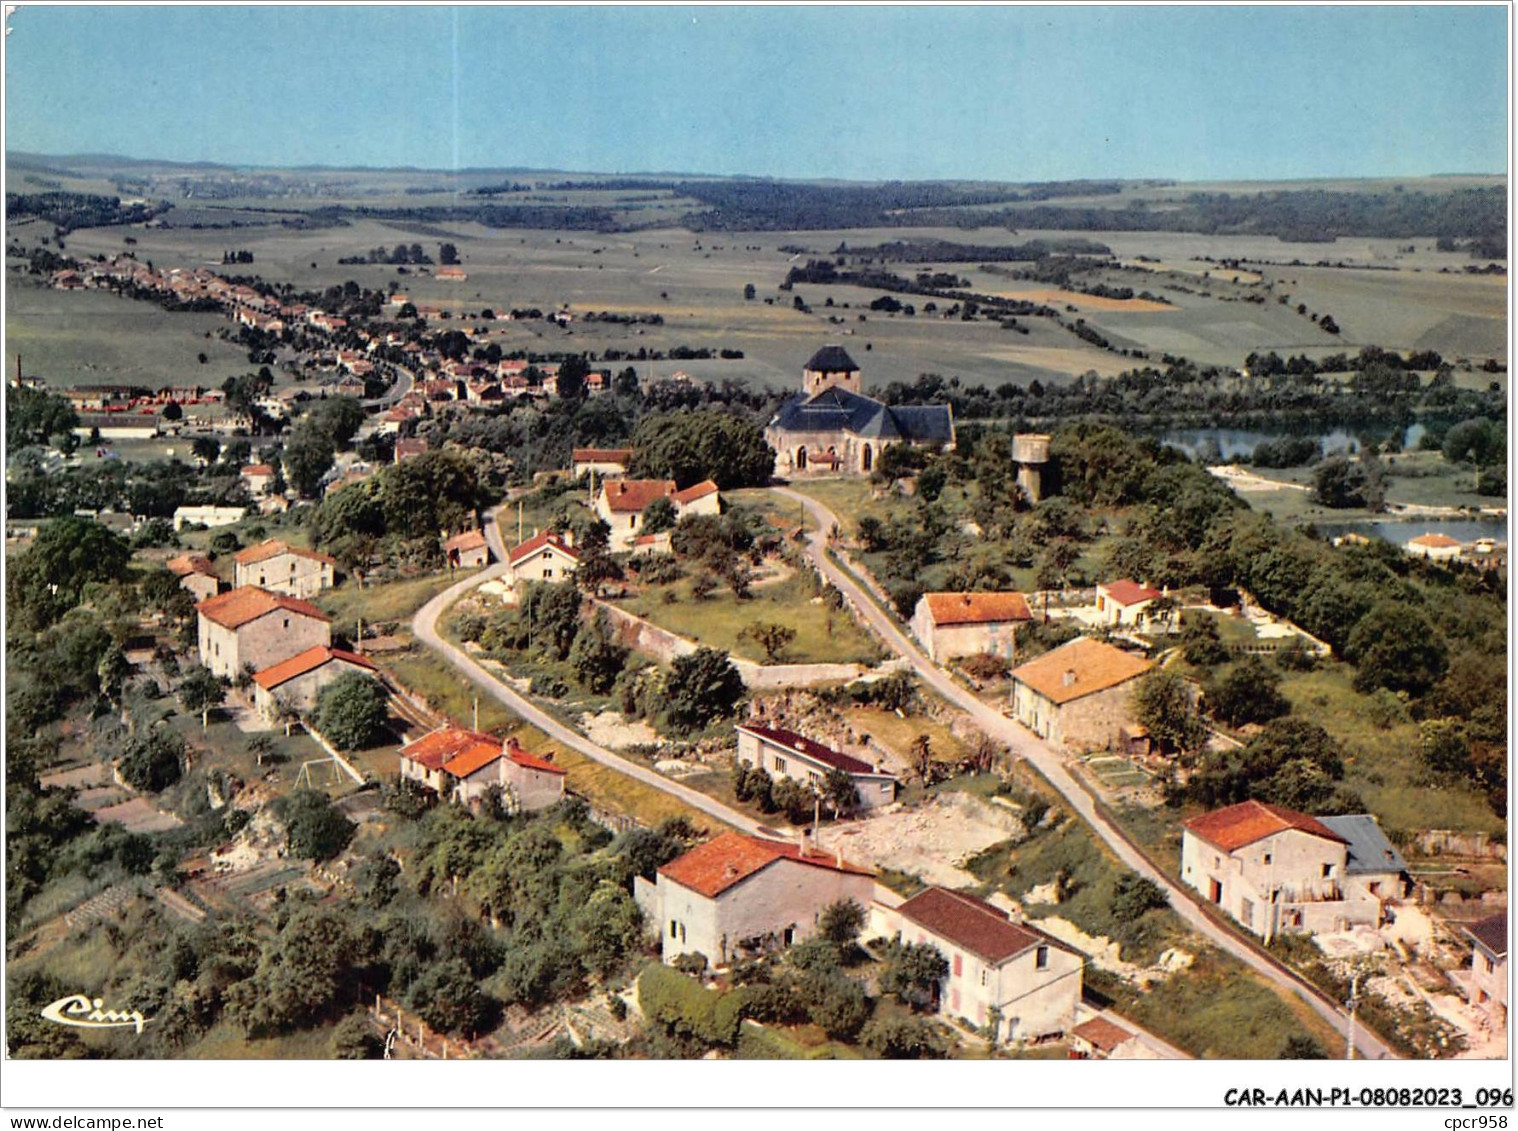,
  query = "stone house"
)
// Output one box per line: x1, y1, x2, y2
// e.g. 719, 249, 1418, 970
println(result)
1180, 800, 1388, 937
1463, 915, 1507, 1025
1008, 637, 1153, 752
166, 554, 221, 603
398, 726, 566, 811
443, 528, 491, 569
1094, 579, 1163, 628
764, 346, 955, 477
252, 645, 379, 720
232, 540, 336, 599
911, 591, 1033, 663
1317, 814, 1409, 903
196, 586, 332, 681
506, 530, 581, 591
871, 886, 1084, 1044
636, 831, 876, 967
735, 723, 898, 810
